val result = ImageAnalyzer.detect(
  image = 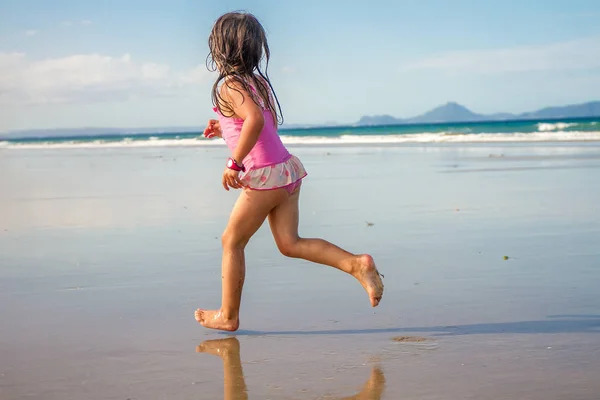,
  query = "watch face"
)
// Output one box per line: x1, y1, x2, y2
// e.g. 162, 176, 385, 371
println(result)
227, 159, 233, 167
